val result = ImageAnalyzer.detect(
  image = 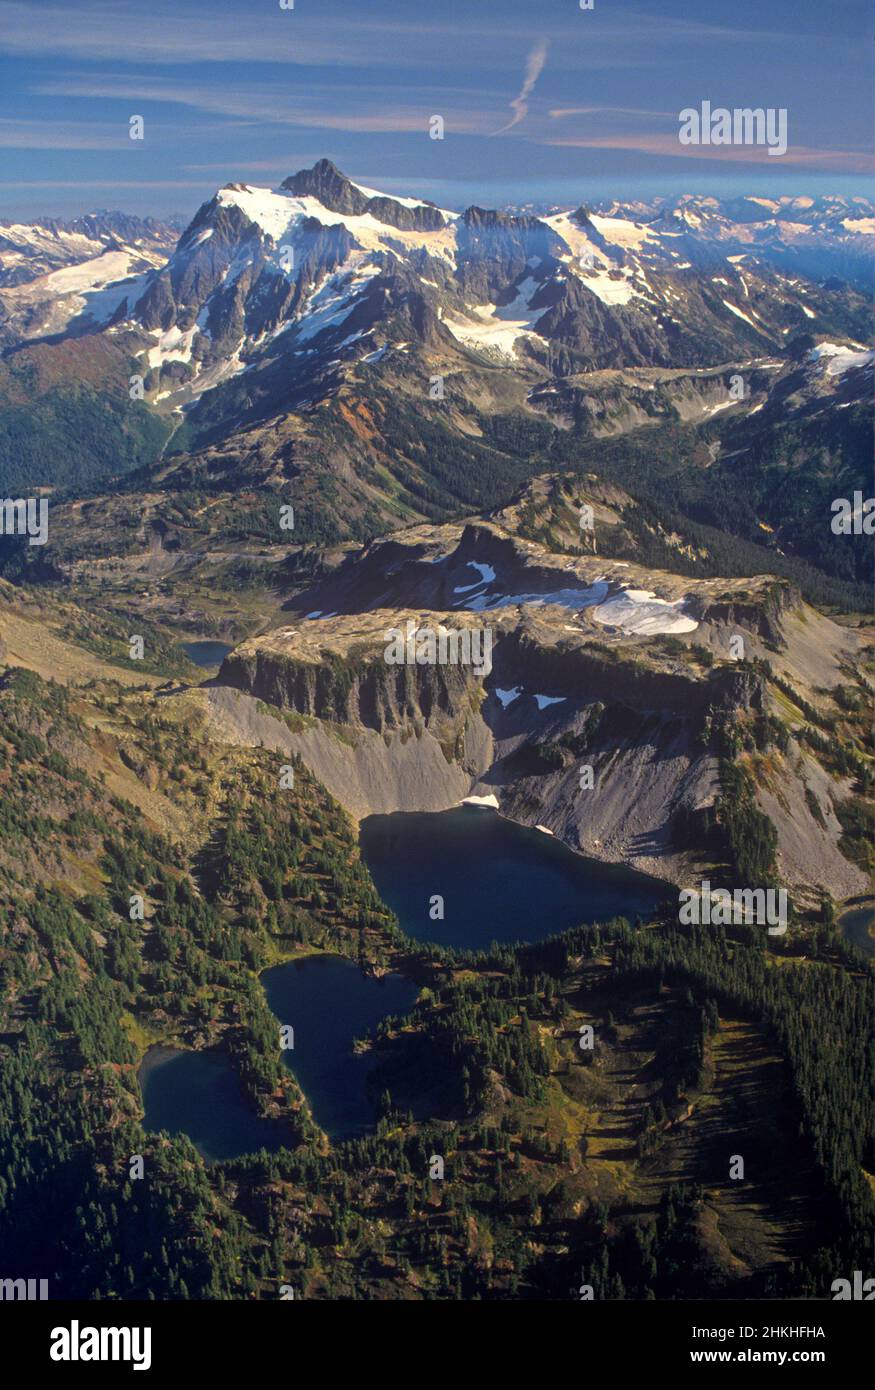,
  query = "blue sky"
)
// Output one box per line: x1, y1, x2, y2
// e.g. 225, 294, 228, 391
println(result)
0, 0, 872, 220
